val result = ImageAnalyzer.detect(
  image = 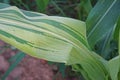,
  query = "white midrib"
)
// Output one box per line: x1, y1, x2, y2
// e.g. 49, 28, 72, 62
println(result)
88, 0, 117, 38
